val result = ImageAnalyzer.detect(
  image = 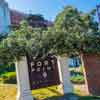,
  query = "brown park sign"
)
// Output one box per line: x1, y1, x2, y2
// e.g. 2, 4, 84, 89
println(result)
27, 55, 60, 90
